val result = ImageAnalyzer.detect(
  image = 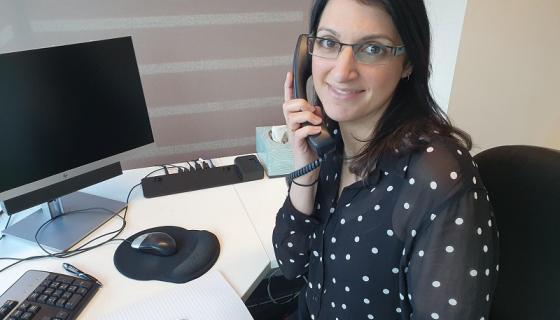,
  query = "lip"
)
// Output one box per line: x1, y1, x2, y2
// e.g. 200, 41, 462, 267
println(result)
327, 84, 365, 101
